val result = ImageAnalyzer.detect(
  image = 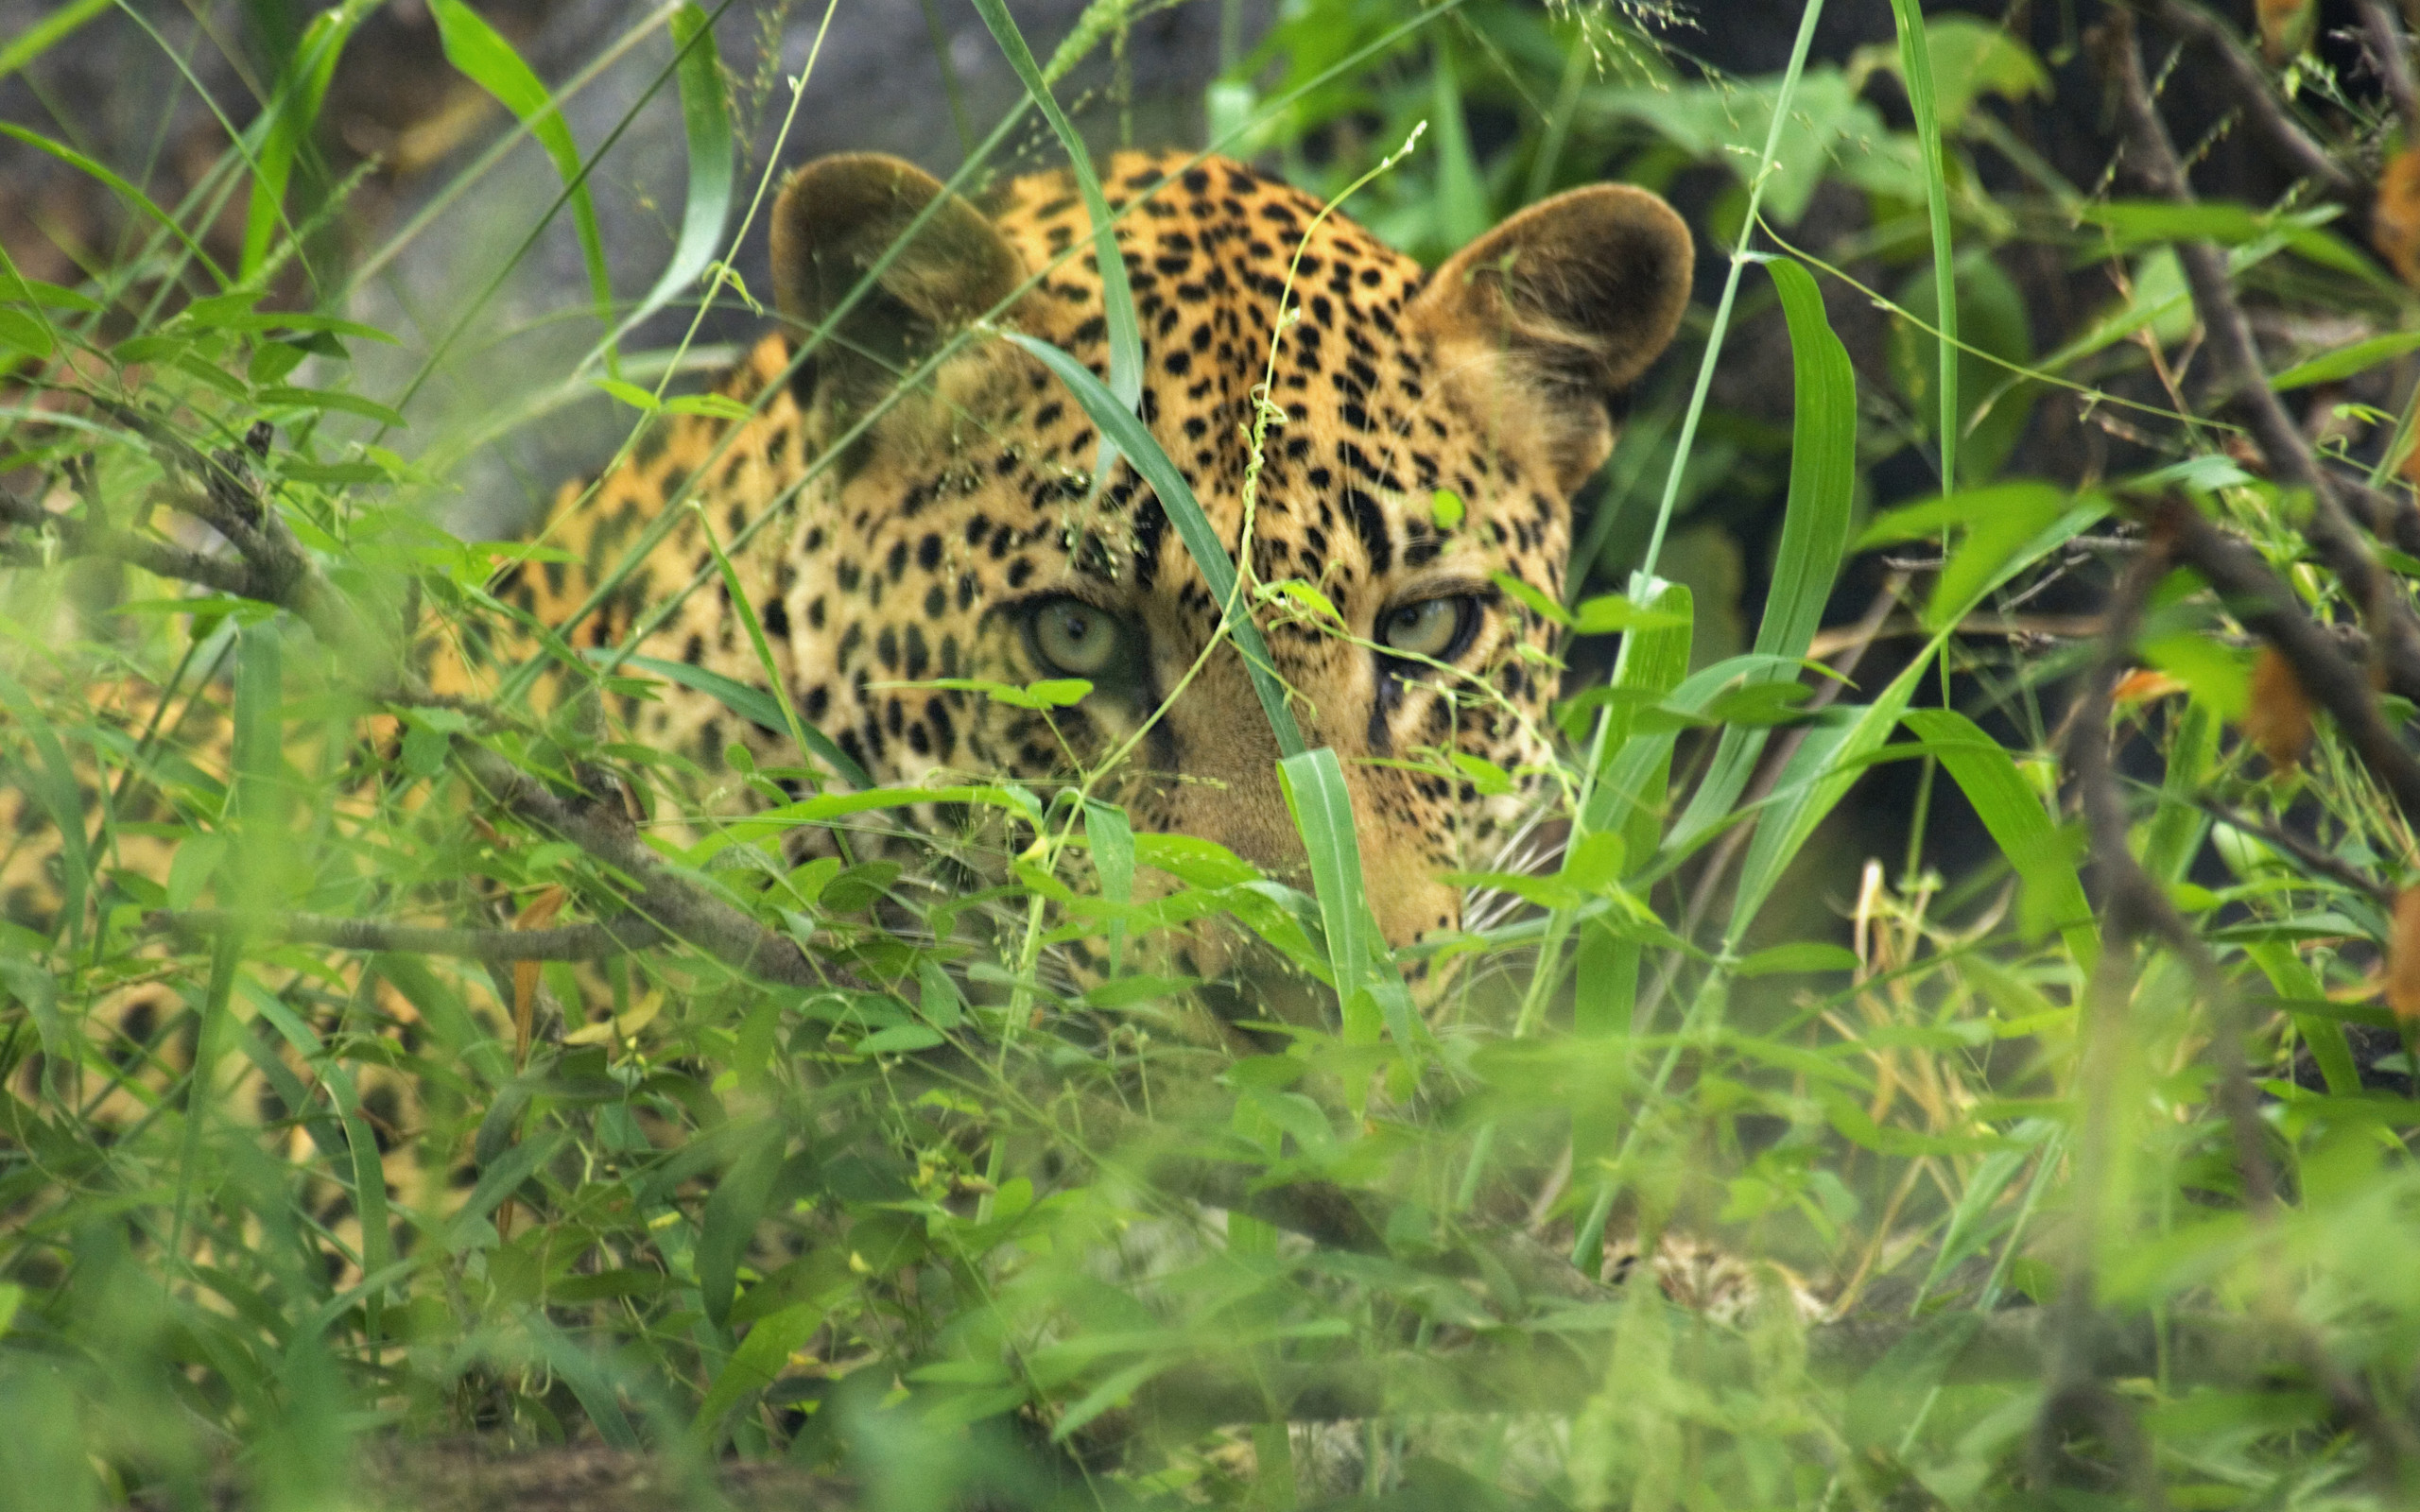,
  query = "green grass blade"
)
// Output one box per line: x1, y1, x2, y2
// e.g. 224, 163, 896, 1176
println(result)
0, 123, 227, 287
239, 0, 368, 284
585, 650, 870, 788
1900, 708, 2095, 971
1667, 255, 1856, 853
1085, 799, 1136, 973
432, 0, 620, 366
1004, 331, 1305, 756
0, 0, 110, 85
1634, 0, 1828, 579
972, 0, 1145, 455
1429, 43, 1488, 247
1278, 748, 1377, 1047
1889, 0, 1960, 486
0, 671, 92, 951
607, 4, 734, 348
1725, 498, 2103, 945
692, 504, 822, 790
